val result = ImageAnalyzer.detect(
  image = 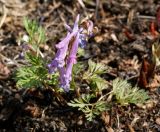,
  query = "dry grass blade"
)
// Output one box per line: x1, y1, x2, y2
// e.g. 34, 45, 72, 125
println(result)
0, 4, 7, 28
77, 0, 85, 8
127, 9, 134, 26
128, 124, 135, 132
